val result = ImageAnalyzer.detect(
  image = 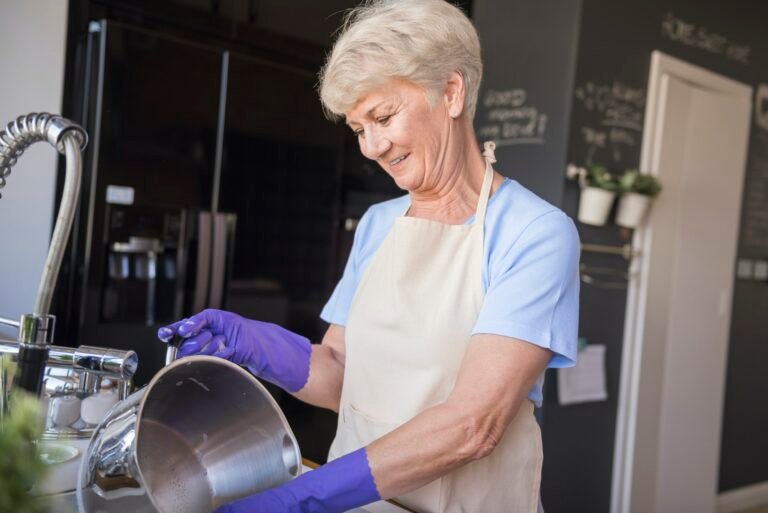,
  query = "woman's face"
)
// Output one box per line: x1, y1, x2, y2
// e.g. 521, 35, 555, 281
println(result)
345, 78, 456, 193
